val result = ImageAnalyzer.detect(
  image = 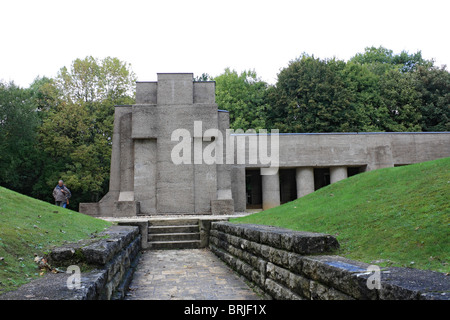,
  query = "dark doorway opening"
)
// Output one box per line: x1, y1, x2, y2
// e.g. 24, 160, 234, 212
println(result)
314, 168, 330, 191
280, 169, 297, 204
245, 169, 262, 209
347, 166, 366, 177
